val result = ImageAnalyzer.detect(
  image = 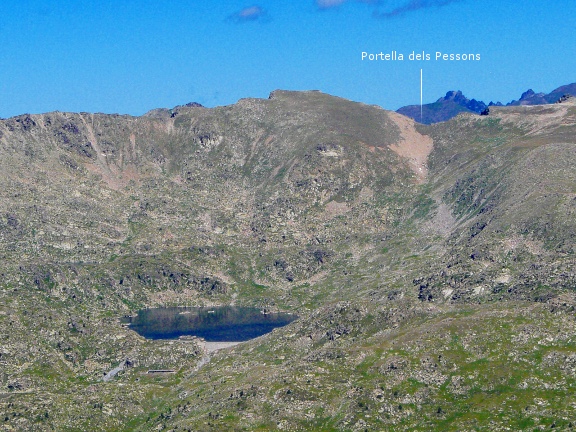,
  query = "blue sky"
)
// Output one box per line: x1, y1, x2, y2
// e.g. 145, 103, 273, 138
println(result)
0, 0, 574, 118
